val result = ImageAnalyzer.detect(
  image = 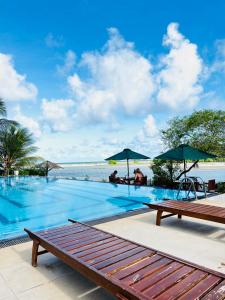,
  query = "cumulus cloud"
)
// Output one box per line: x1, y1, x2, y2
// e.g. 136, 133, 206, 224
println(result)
211, 39, 225, 73
68, 28, 154, 124
56, 50, 76, 76
66, 24, 205, 126
137, 114, 159, 143
41, 98, 74, 132
13, 106, 41, 138
156, 23, 203, 109
45, 33, 64, 48
0, 53, 37, 101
